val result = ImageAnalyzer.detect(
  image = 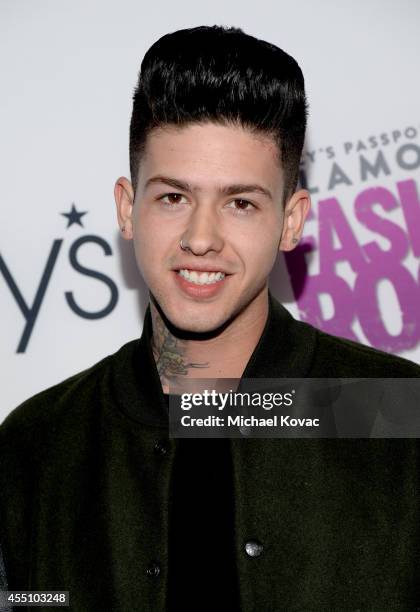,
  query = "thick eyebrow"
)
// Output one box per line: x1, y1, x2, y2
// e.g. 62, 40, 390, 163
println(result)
144, 175, 273, 200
